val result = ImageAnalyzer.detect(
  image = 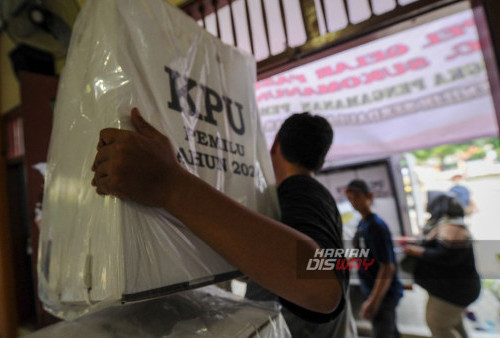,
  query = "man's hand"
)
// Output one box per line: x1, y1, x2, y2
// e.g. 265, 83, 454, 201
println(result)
360, 298, 380, 320
91, 108, 182, 207
361, 262, 395, 321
